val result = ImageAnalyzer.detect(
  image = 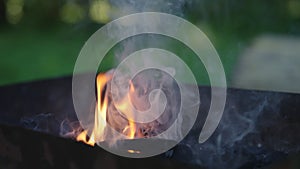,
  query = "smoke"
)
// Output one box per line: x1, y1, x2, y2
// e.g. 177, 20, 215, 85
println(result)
59, 119, 83, 139
176, 92, 291, 169
96, 0, 194, 144
20, 113, 82, 140
103, 68, 182, 145
106, 0, 188, 63
109, 0, 186, 18
20, 113, 58, 133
